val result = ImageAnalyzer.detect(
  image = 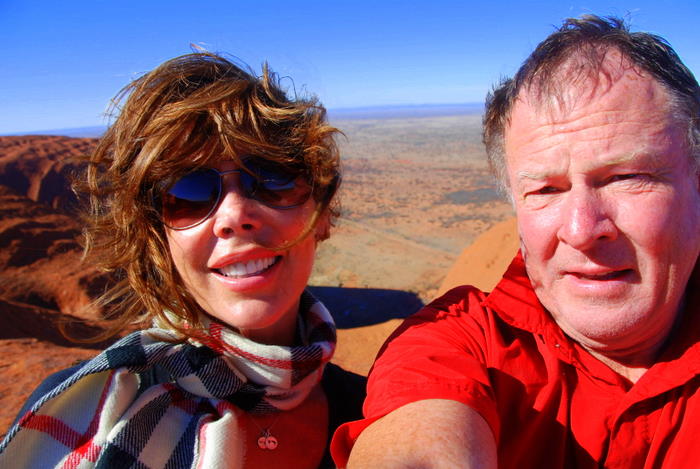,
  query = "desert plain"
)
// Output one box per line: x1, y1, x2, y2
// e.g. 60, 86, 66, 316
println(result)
0, 112, 520, 437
